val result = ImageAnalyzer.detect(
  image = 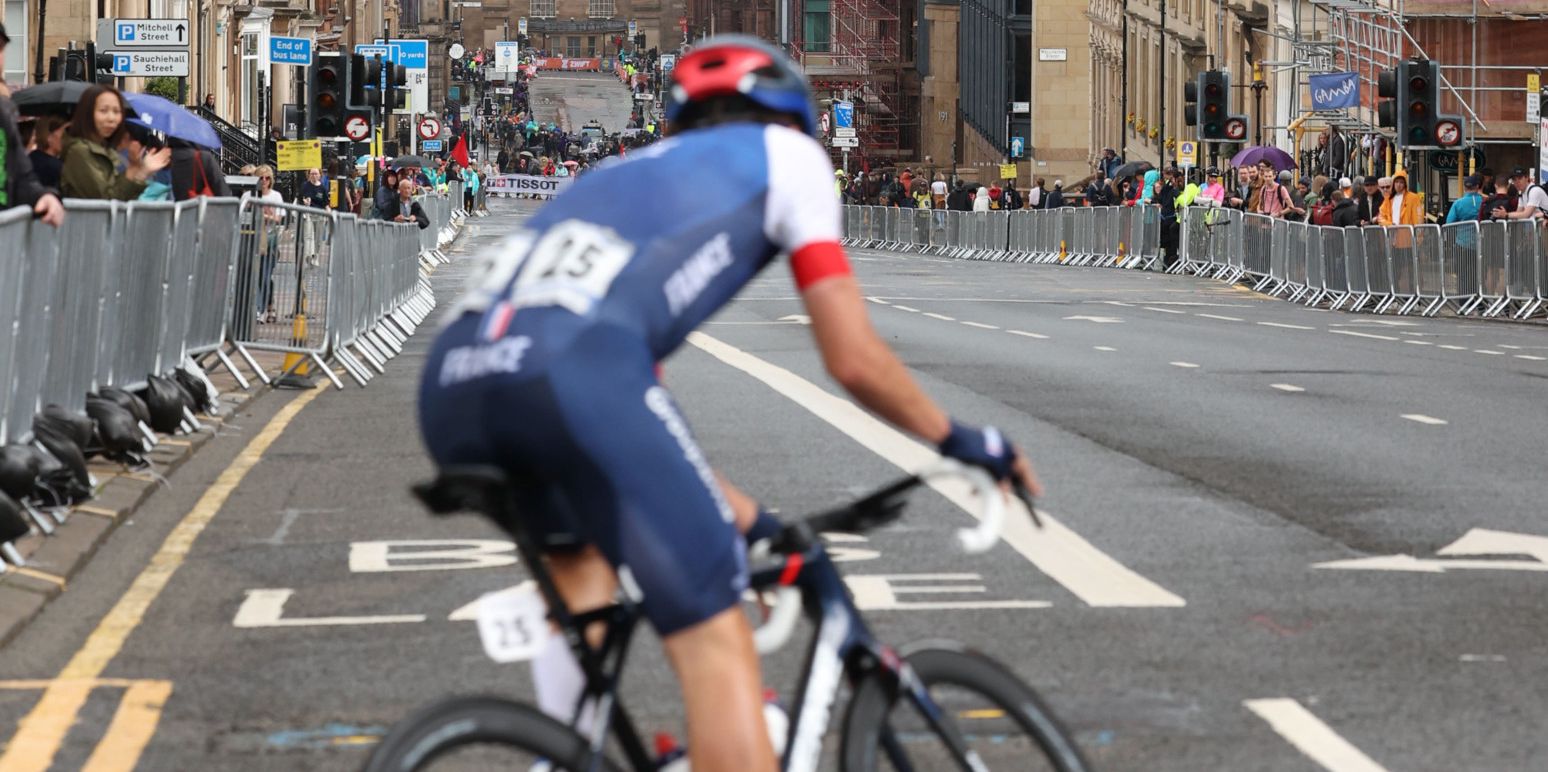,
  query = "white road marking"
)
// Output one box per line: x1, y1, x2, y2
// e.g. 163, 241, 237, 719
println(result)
1258, 322, 1315, 330
1006, 330, 1050, 340
894, 305, 921, 312
1459, 654, 1507, 662
1244, 699, 1388, 772
1143, 307, 1187, 314
1169, 362, 1200, 369
1516, 354, 1547, 361
1498, 345, 1521, 350
866, 297, 891, 305
1474, 349, 1504, 355
778, 314, 812, 325
961, 321, 1000, 330
1400, 414, 1448, 426
1402, 340, 1434, 346
1098, 301, 1135, 307
1195, 313, 1243, 322
1093, 346, 1117, 352
1330, 330, 1400, 342
1316, 529, 1548, 573
1437, 344, 1467, 350
688, 332, 1185, 607
1270, 384, 1306, 393
233, 589, 426, 627
923, 312, 957, 321
1063, 315, 1124, 324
